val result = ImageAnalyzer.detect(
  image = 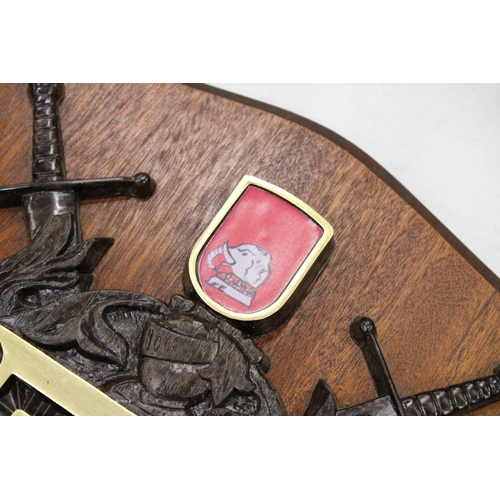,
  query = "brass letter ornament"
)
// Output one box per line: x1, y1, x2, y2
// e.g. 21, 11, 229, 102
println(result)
0, 324, 133, 416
